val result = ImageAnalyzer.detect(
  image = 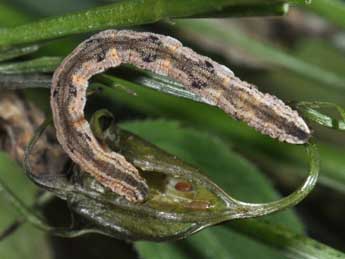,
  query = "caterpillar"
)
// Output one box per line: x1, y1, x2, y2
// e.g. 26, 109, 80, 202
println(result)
51, 30, 310, 202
